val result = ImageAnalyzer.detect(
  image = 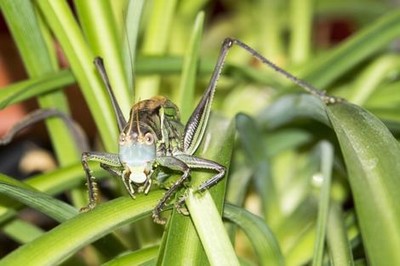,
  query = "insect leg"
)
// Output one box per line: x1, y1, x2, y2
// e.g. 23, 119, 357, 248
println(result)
174, 154, 225, 191
223, 38, 339, 104
183, 39, 234, 155
152, 156, 190, 224
183, 38, 339, 157
100, 163, 140, 199
81, 151, 121, 211
100, 163, 123, 177
171, 154, 225, 215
